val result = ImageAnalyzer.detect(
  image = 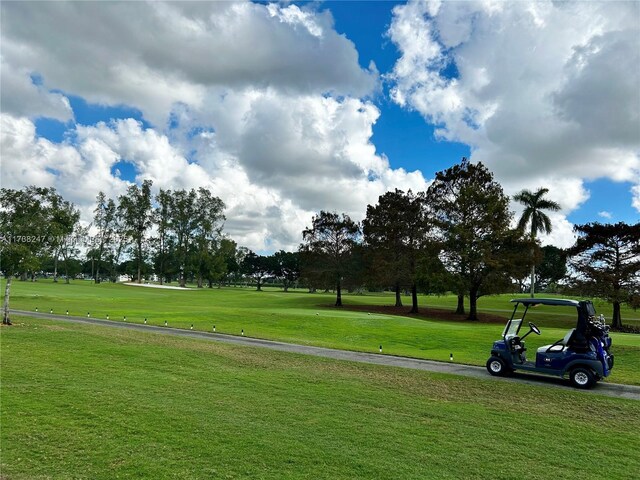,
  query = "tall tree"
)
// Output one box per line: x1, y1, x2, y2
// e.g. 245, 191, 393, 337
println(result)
153, 188, 173, 284
105, 213, 127, 283
92, 192, 118, 283
568, 222, 640, 329
300, 211, 361, 307
1, 187, 64, 324
165, 188, 225, 287
119, 180, 153, 283
59, 223, 85, 284
202, 240, 228, 288
193, 188, 225, 288
427, 159, 523, 321
170, 189, 198, 287
363, 189, 409, 307
216, 238, 238, 287
362, 189, 429, 313
232, 246, 250, 286
48, 194, 80, 283
513, 187, 561, 297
